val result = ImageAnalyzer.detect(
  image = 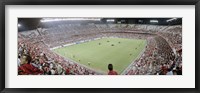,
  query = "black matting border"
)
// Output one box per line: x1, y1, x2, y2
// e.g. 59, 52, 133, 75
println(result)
0, 0, 200, 93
